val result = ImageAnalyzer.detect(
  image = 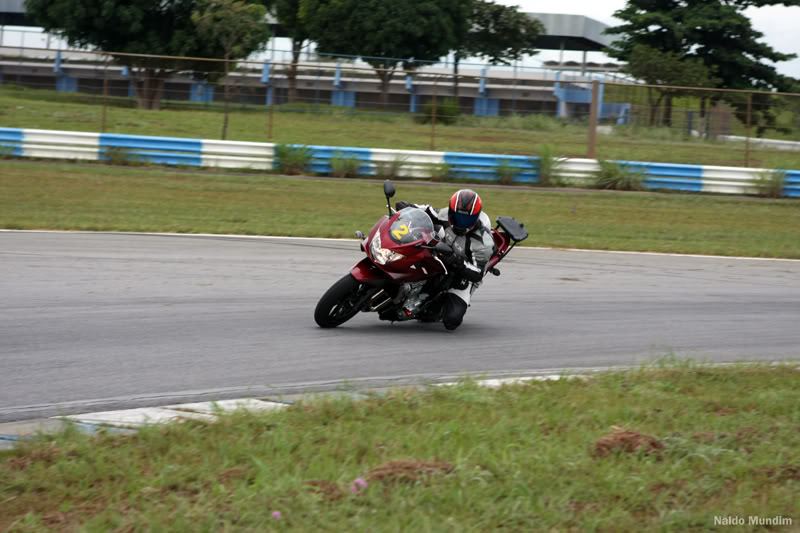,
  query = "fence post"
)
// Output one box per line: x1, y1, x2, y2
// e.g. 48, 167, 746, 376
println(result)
268, 94, 274, 141
745, 92, 752, 168
587, 79, 600, 159
102, 57, 109, 134
430, 77, 438, 152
